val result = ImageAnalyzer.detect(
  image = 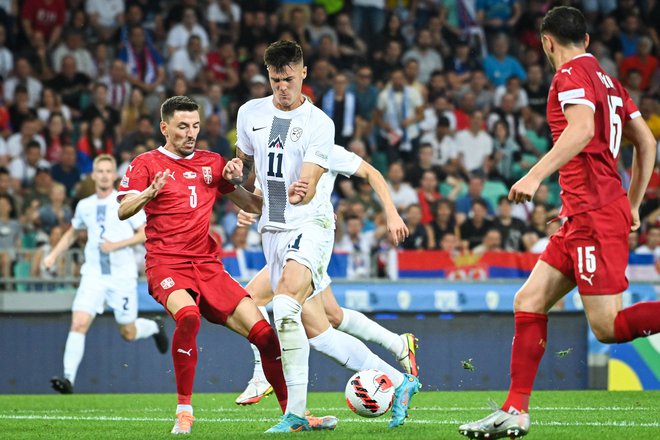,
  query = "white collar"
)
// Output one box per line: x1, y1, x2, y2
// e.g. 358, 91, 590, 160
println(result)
572, 53, 594, 61
157, 146, 195, 160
